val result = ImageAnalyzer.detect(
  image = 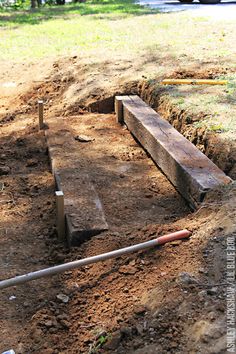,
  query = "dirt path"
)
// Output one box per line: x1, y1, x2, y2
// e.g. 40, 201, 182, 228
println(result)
0, 61, 235, 354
